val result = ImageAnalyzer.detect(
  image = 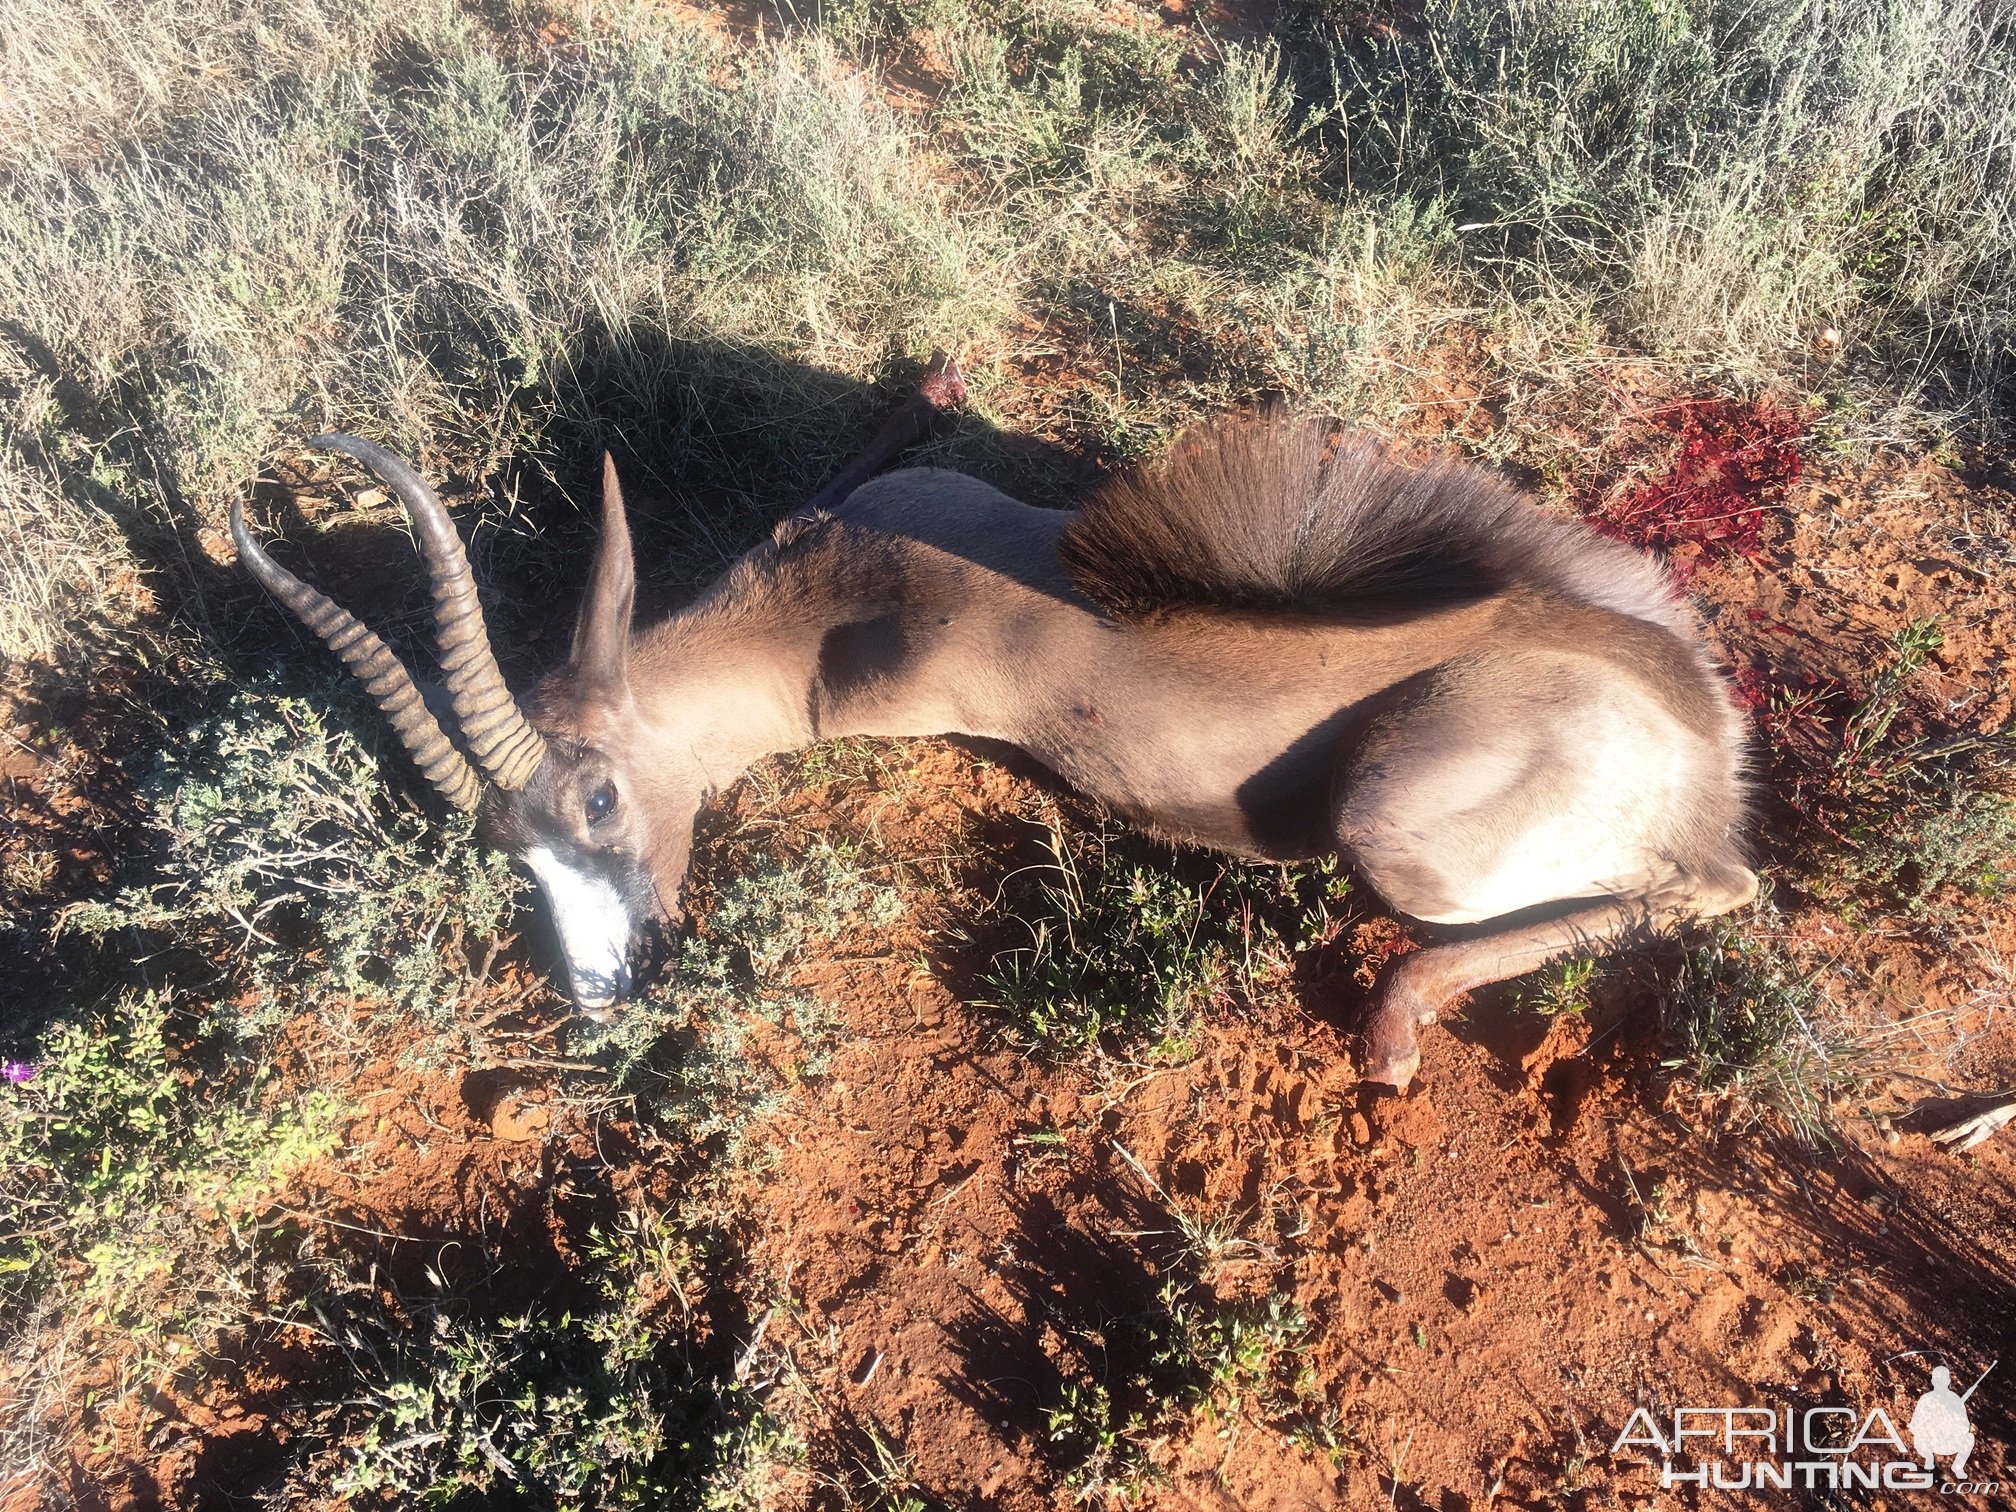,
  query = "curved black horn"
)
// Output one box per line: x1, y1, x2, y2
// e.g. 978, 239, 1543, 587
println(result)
308, 435, 548, 791
231, 500, 484, 811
